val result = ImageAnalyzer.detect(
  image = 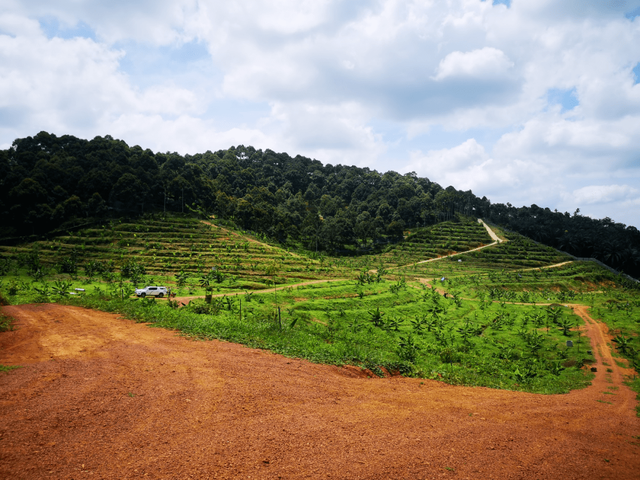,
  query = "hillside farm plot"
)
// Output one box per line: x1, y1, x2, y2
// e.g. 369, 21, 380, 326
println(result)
378, 217, 493, 268
426, 261, 613, 305
397, 231, 573, 278
468, 262, 634, 310
0, 215, 355, 299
